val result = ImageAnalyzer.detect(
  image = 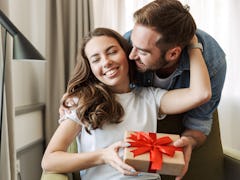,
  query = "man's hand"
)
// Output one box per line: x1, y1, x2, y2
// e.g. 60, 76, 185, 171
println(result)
173, 130, 206, 180
59, 93, 74, 118
173, 136, 195, 180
